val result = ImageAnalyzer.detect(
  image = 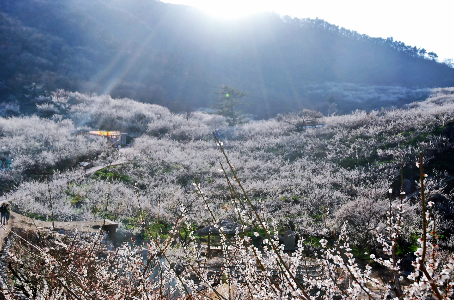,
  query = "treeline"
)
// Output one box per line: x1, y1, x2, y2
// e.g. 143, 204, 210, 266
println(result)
1, 0, 453, 118
284, 17, 439, 59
